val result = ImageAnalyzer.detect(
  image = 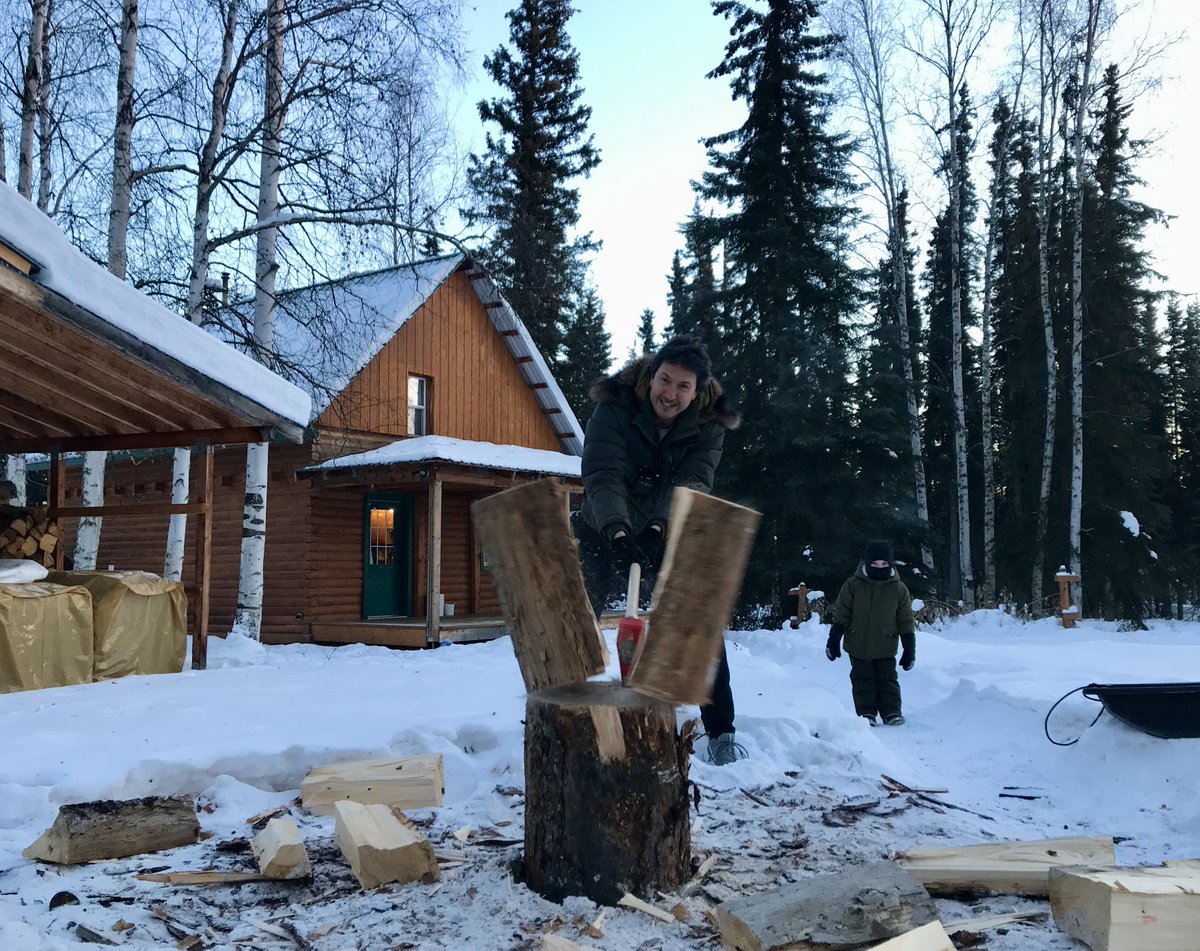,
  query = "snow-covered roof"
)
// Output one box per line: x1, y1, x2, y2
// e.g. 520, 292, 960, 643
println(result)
224, 254, 584, 456
244, 255, 464, 416
310, 435, 582, 478
463, 262, 584, 456
0, 182, 311, 430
